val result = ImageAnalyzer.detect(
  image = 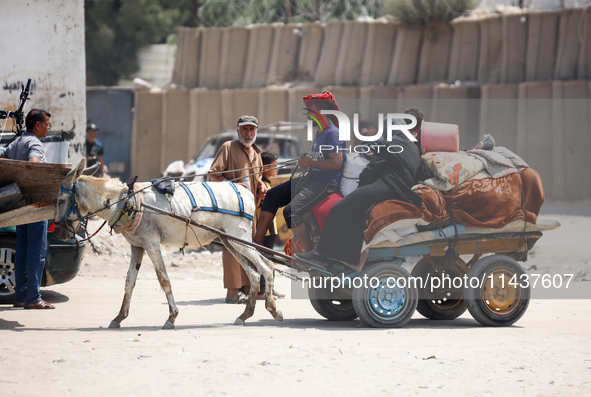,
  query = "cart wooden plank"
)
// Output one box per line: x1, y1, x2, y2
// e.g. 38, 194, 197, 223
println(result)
0, 158, 71, 205
0, 201, 55, 227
